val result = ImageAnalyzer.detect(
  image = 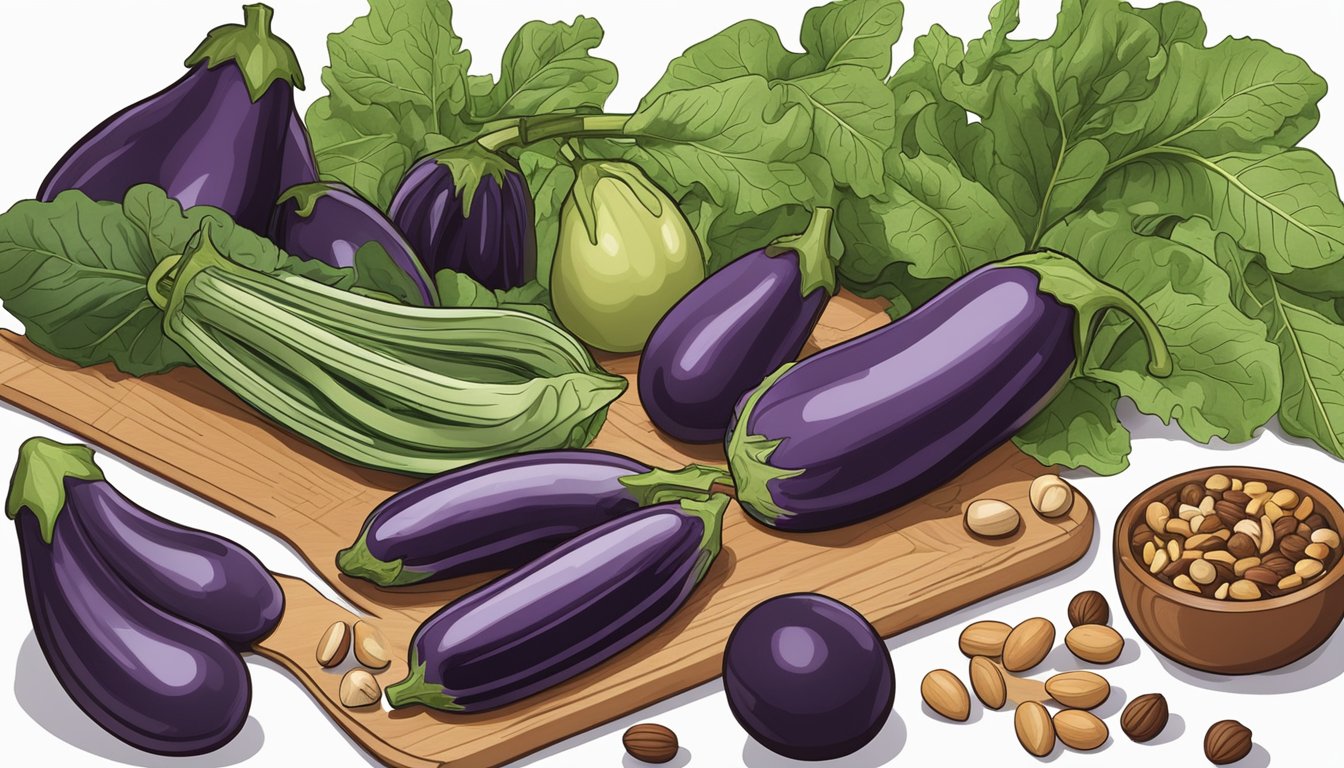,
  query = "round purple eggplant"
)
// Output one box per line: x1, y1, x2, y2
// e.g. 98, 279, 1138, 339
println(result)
11, 483, 250, 755
389, 144, 537, 291
727, 252, 1172, 531
37, 4, 305, 234
337, 449, 731, 587
724, 593, 894, 761
384, 493, 730, 712
640, 207, 836, 444
268, 182, 437, 305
